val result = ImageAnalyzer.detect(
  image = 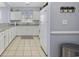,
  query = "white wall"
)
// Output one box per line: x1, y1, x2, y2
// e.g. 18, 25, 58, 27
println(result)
0, 3, 10, 23
0, 9, 3, 23
49, 2, 79, 57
